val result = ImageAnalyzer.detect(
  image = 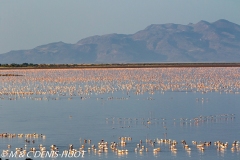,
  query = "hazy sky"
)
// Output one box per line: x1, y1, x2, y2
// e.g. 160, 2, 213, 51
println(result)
0, 0, 240, 54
